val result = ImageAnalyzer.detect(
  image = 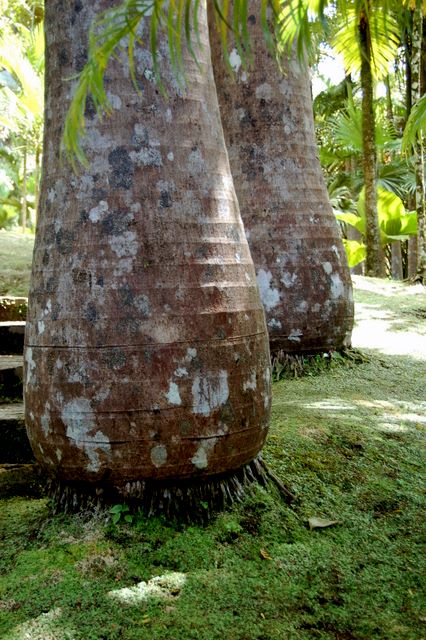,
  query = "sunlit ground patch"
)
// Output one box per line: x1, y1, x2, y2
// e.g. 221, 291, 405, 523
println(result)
108, 572, 186, 605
